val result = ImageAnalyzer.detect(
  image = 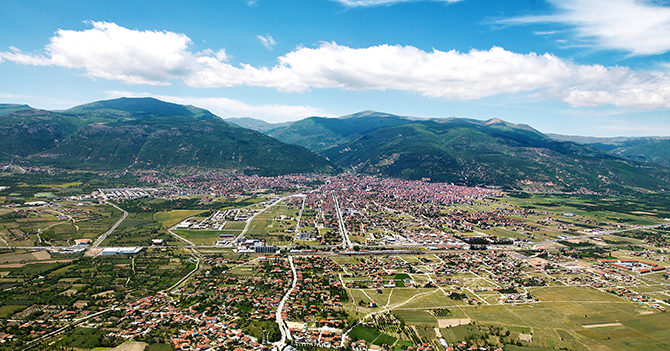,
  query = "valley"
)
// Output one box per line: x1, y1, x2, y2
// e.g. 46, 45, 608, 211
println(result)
4, 0, 670, 350
1, 98, 670, 351
0, 169, 669, 351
